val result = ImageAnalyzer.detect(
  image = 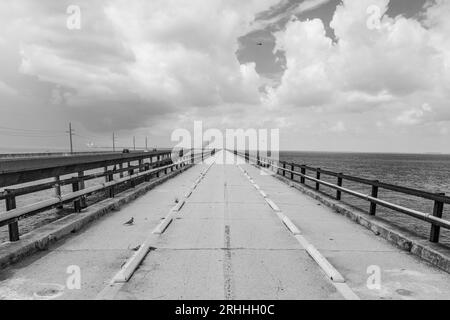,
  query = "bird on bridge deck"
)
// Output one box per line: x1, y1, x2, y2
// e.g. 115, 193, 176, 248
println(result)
123, 217, 134, 225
